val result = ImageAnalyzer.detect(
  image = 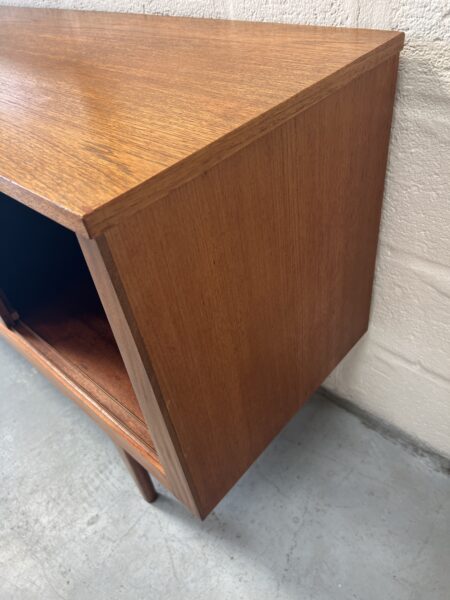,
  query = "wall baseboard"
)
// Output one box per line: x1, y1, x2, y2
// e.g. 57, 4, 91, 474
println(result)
318, 387, 450, 476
